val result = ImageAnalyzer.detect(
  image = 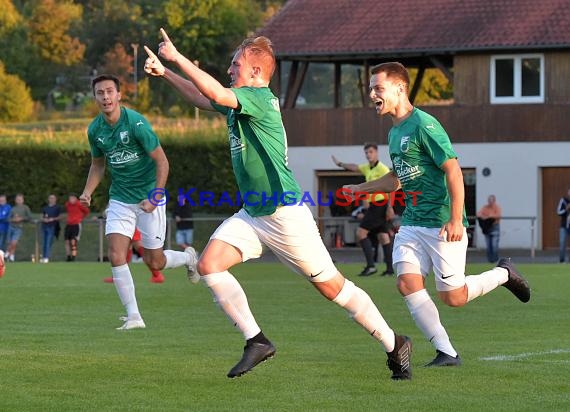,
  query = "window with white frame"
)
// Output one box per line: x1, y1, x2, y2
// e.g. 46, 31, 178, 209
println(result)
490, 54, 544, 104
